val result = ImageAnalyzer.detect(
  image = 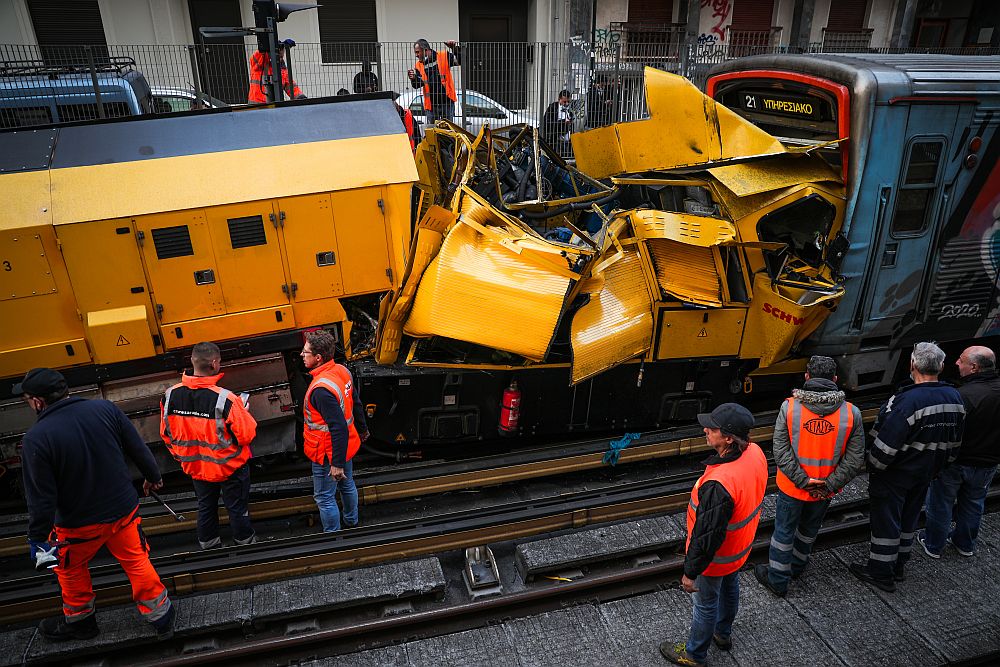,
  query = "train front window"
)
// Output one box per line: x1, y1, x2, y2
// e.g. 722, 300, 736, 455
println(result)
757, 194, 837, 273
891, 139, 944, 237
